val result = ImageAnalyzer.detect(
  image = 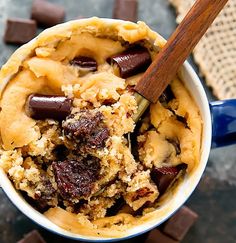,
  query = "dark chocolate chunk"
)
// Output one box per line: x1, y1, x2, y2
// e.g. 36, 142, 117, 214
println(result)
17, 230, 46, 243
52, 156, 101, 200
159, 85, 175, 104
113, 0, 138, 22
145, 229, 179, 243
64, 112, 101, 138
151, 164, 187, 195
63, 111, 109, 152
131, 187, 153, 201
176, 114, 189, 128
4, 18, 37, 44
73, 199, 88, 214
87, 127, 109, 148
32, 173, 57, 212
106, 197, 126, 216
70, 56, 97, 71
162, 206, 198, 241
108, 46, 152, 78
102, 99, 116, 106
22, 191, 49, 213
31, 0, 65, 27
26, 94, 72, 121
53, 145, 69, 161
